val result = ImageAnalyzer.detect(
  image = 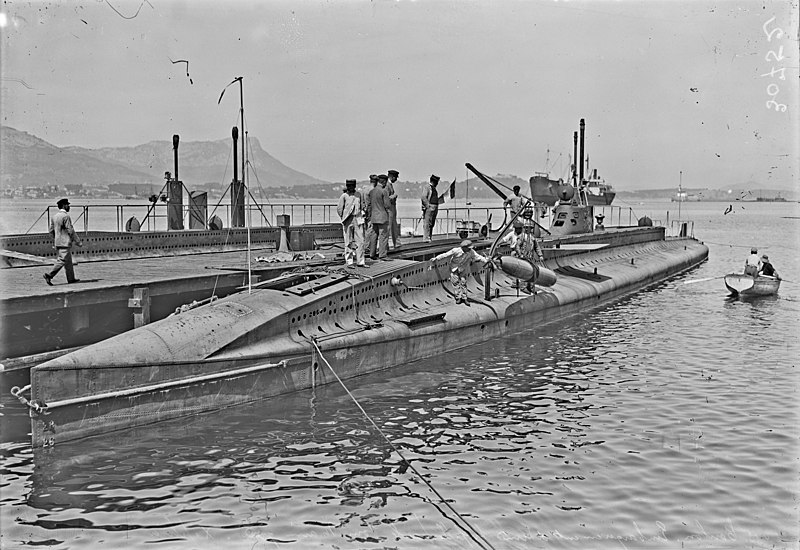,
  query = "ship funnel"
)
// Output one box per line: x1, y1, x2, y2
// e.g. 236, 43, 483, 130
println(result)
579, 119, 585, 185
572, 131, 578, 186
173, 134, 179, 182
231, 126, 245, 227
232, 126, 239, 184
167, 134, 184, 230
